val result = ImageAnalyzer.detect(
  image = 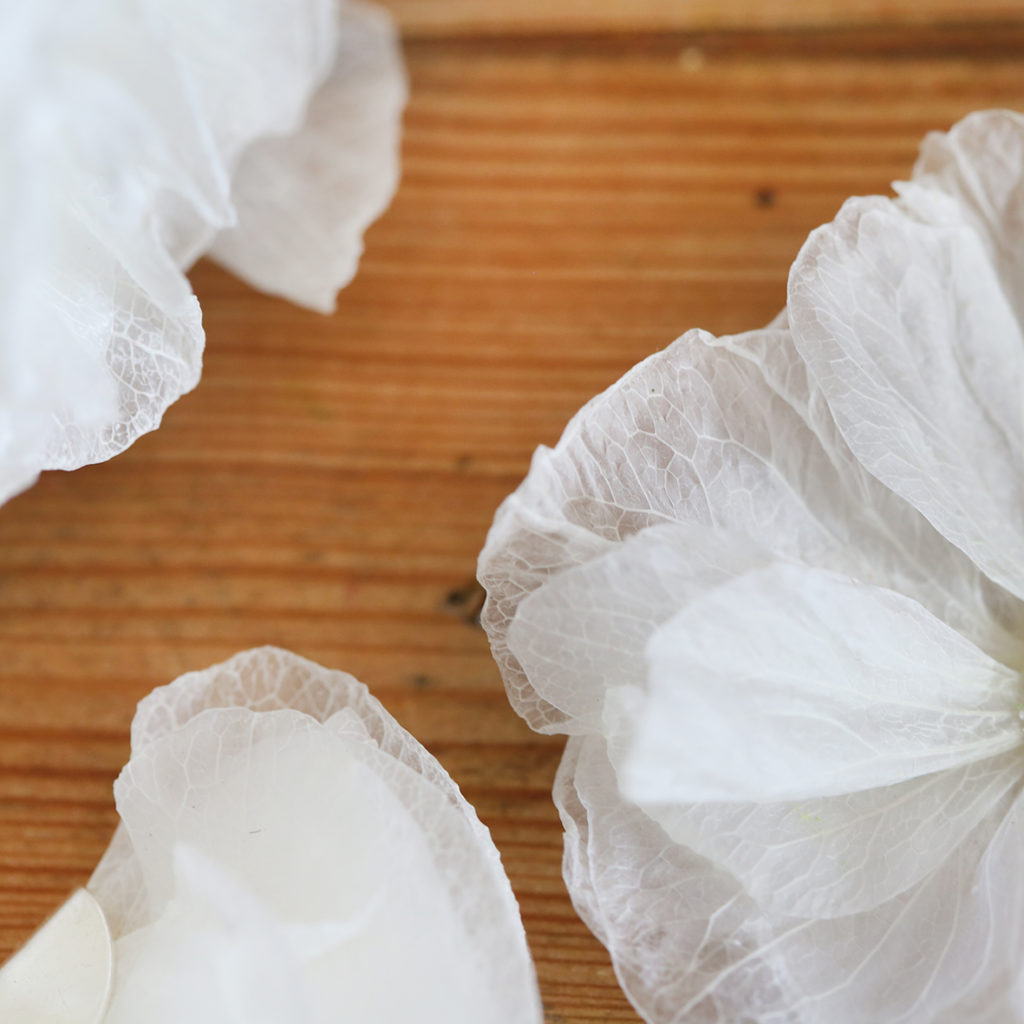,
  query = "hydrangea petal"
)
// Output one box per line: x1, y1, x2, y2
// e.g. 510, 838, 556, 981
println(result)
0, 0, 404, 504
0, 889, 113, 1024
611, 563, 1023, 803
104, 846, 325, 1024
506, 523, 770, 733
482, 323, 1024, 733
208, 1, 405, 312
639, 751, 1022, 920
508, 521, 1024, 919
716, 326, 1024, 663
559, 737, 1024, 1024
789, 186, 1024, 599
479, 110, 1024, 1021
88, 647, 541, 1023
909, 110, 1024, 325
